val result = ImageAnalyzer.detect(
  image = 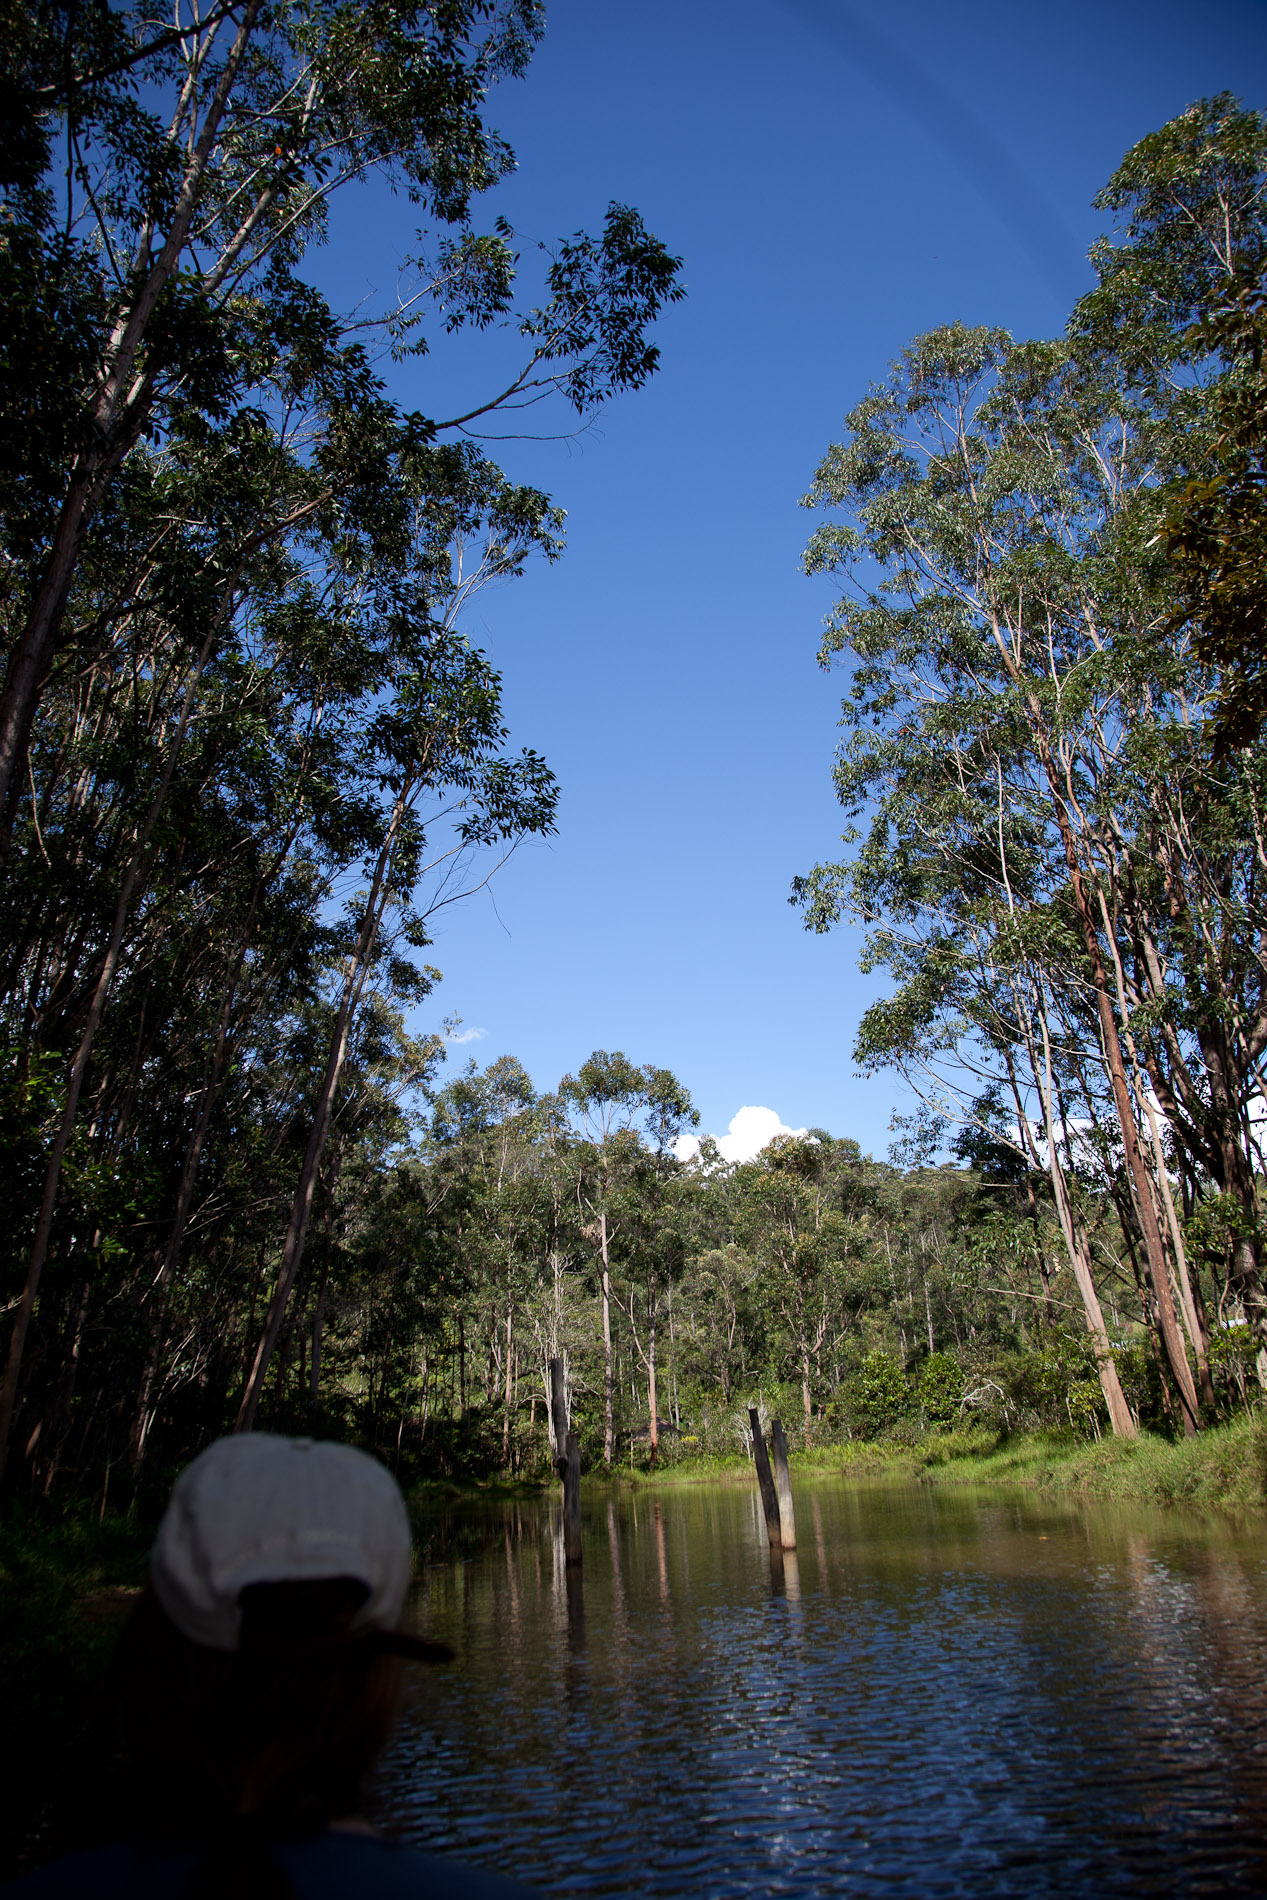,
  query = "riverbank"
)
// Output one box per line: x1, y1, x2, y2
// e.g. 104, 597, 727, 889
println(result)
619, 1414, 1267, 1510
916, 1413, 1267, 1508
